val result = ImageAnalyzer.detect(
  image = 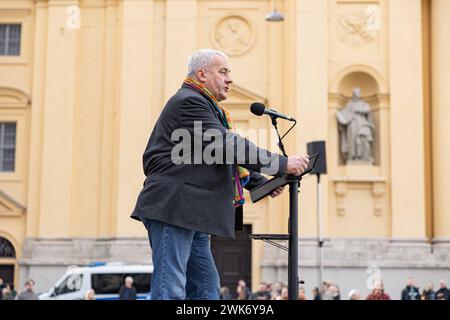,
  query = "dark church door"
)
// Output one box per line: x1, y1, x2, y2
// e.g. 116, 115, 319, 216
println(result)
211, 224, 252, 298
